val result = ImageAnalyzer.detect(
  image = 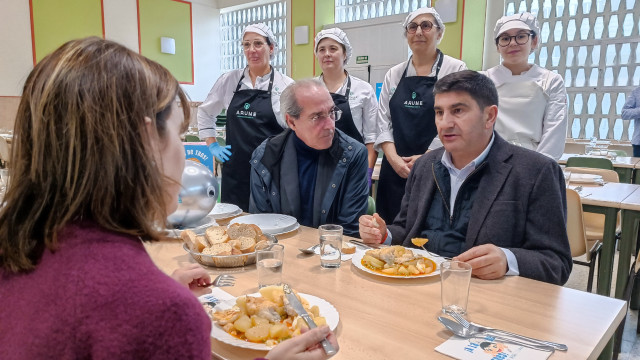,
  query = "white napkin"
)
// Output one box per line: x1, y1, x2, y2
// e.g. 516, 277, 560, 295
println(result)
569, 173, 604, 185
435, 335, 552, 360
313, 246, 355, 261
